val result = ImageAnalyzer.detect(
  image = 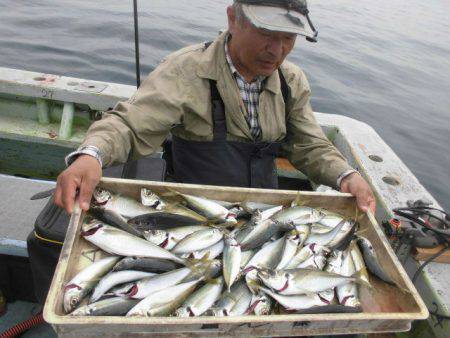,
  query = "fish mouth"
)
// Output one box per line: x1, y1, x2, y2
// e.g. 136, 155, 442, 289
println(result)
64, 283, 82, 292
125, 284, 139, 298
80, 224, 102, 237
318, 294, 331, 304
276, 279, 289, 293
